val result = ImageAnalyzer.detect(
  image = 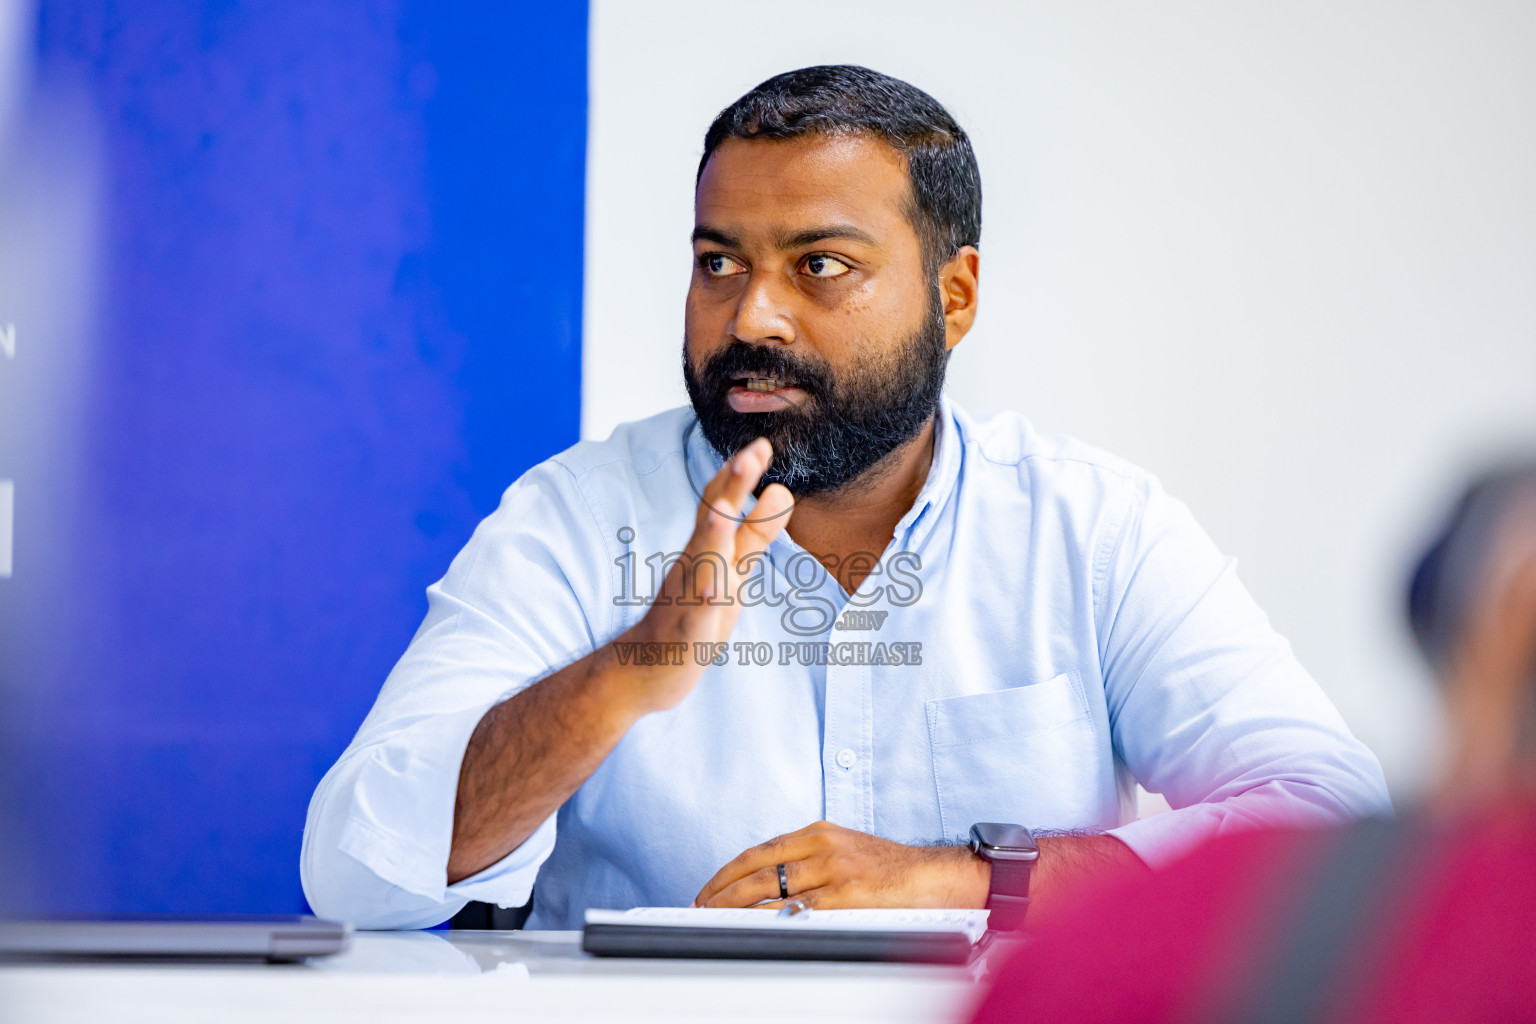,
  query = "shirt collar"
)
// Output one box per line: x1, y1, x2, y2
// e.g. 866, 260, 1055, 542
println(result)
893, 393, 963, 549
682, 413, 726, 489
